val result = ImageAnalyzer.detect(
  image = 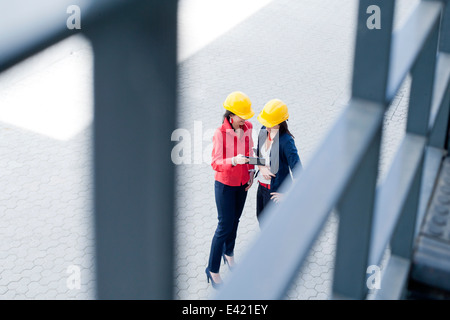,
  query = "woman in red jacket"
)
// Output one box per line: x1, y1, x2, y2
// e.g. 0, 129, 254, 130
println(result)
206, 91, 255, 288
